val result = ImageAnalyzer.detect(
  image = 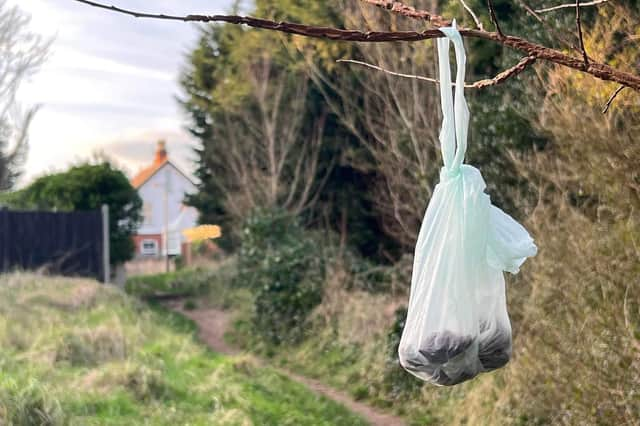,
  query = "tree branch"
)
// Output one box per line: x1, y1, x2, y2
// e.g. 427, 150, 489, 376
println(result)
458, 0, 484, 31
513, 0, 577, 49
360, 0, 640, 91
359, 0, 451, 27
536, 0, 610, 13
337, 55, 536, 88
70, 0, 640, 92
575, 0, 589, 68
487, 0, 505, 38
472, 55, 537, 88
602, 85, 625, 113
